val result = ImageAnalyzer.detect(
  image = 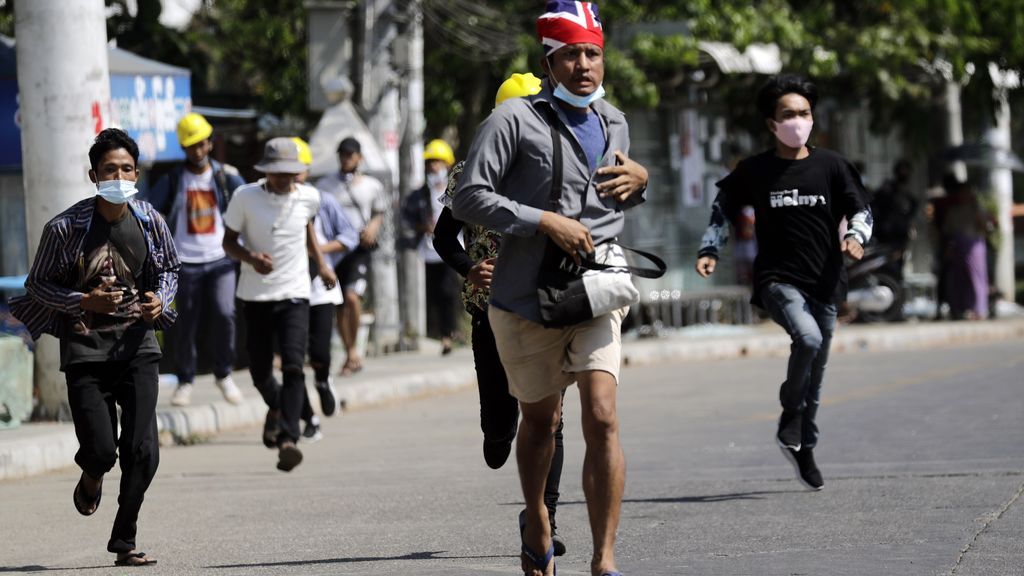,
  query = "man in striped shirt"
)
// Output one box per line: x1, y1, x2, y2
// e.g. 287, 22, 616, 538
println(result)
10, 128, 180, 567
